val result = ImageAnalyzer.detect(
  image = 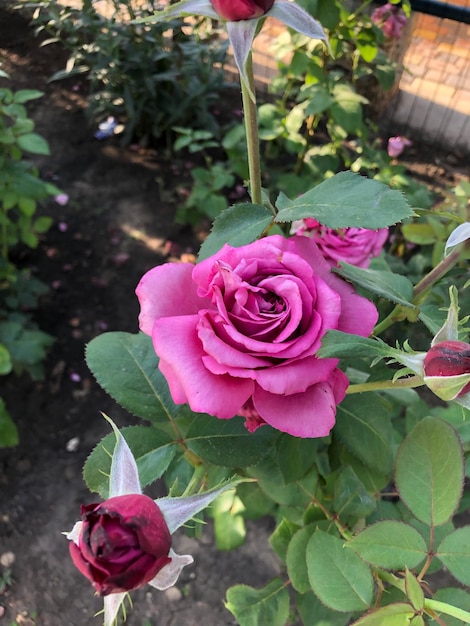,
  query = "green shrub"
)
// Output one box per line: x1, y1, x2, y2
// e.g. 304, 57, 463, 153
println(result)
0, 70, 57, 447
26, 0, 229, 146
